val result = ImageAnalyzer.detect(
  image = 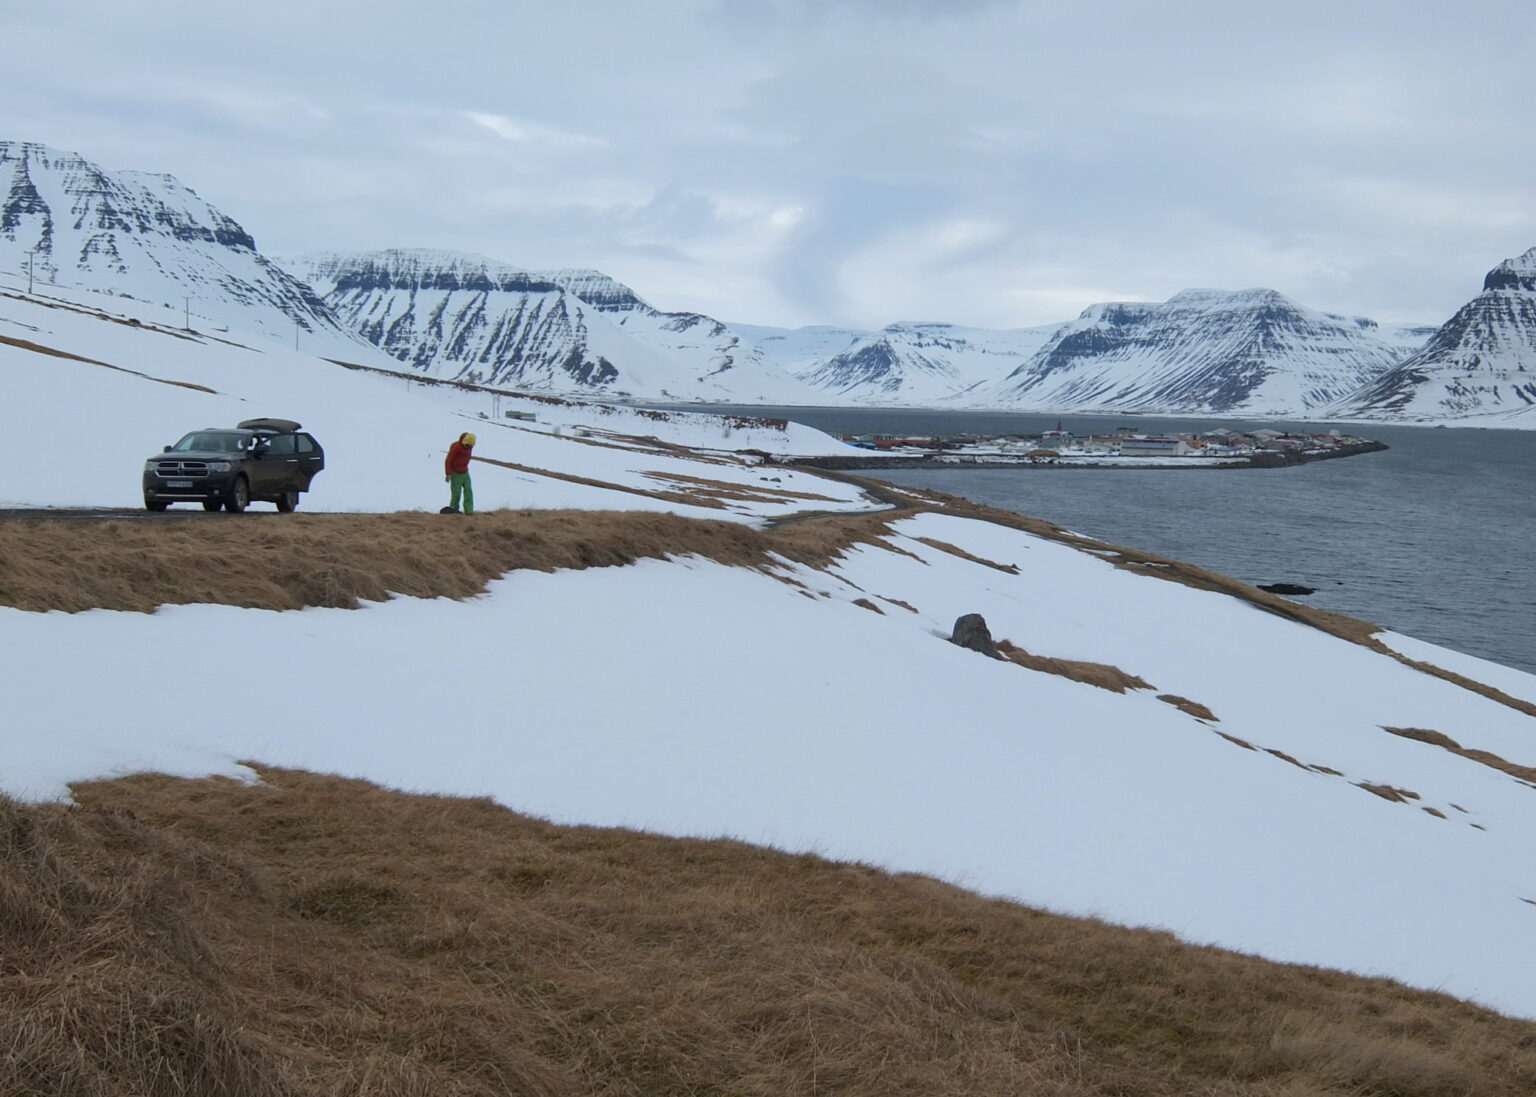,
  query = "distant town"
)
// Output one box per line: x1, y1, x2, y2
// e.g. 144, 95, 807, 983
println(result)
792, 426, 1388, 470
